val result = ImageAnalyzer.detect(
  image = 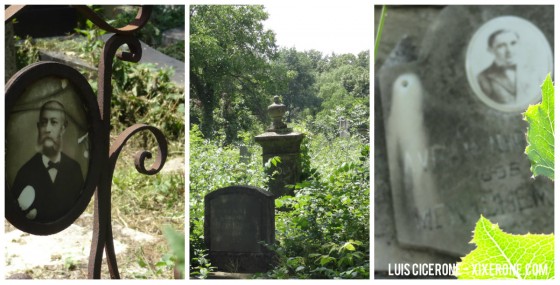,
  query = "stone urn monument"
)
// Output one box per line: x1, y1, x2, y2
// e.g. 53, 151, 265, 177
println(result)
255, 96, 304, 198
